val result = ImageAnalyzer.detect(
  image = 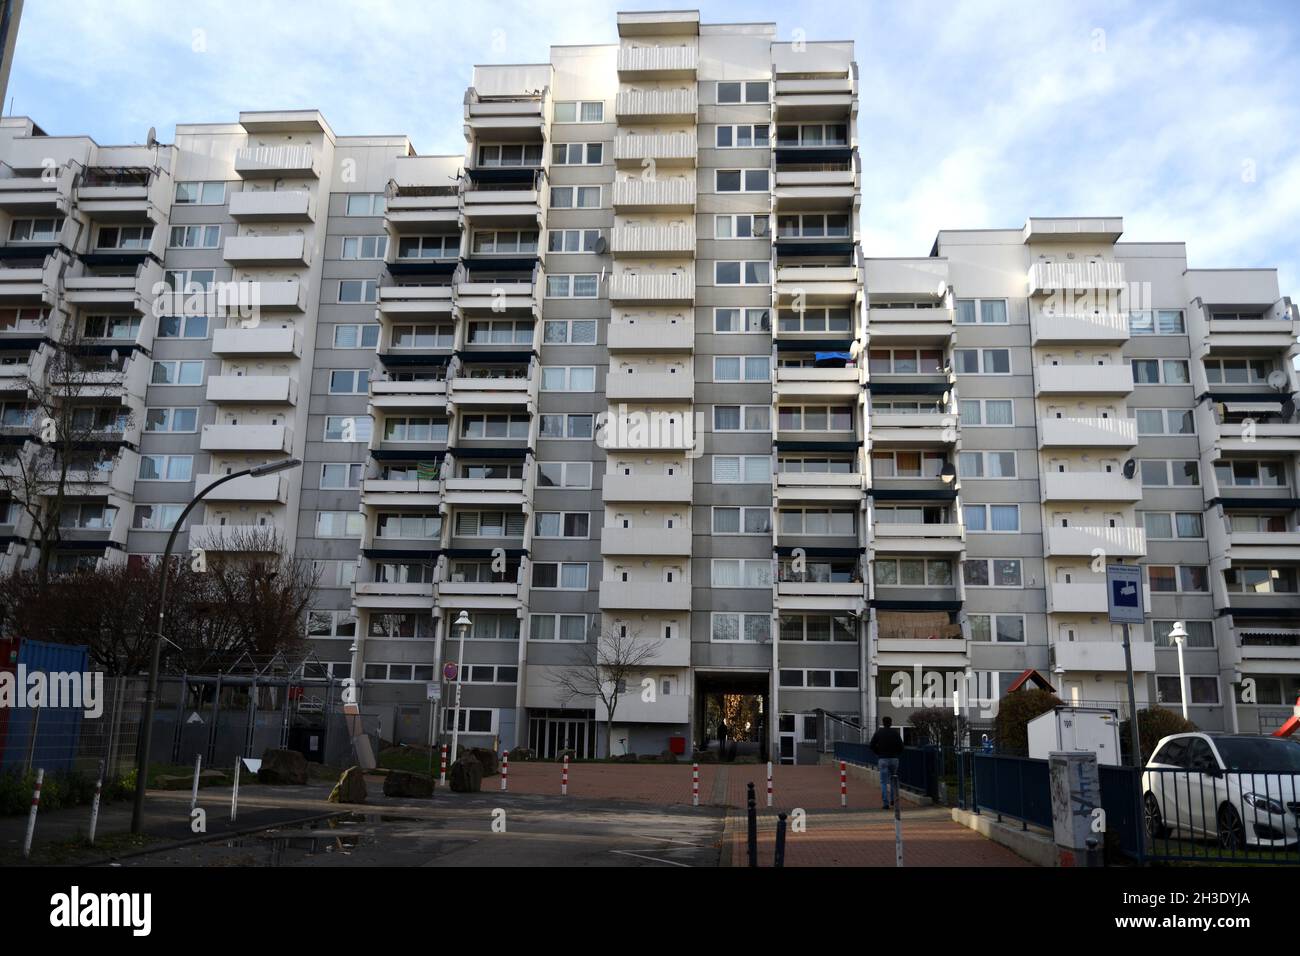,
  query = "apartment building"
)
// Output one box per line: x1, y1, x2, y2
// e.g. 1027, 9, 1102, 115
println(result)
0, 9, 1294, 762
